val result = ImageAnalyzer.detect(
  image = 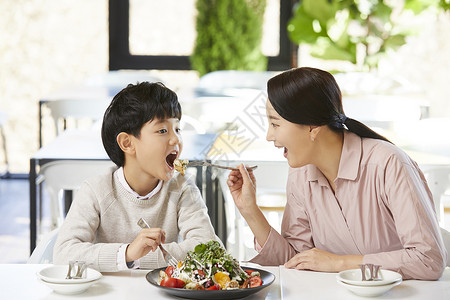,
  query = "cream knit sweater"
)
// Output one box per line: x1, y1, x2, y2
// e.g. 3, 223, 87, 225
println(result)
53, 167, 218, 272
